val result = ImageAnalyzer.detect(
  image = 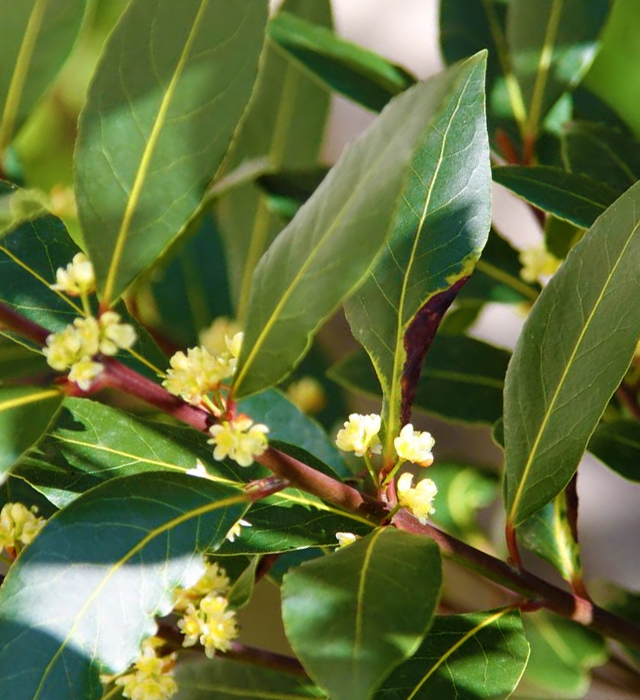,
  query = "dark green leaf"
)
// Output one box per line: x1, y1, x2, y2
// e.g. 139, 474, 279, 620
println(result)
492, 165, 617, 228
0, 385, 63, 478
0, 0, 87, 152
0, 335, 48, 384
375, 609, 529, 700
430, 463, 498, 542
544, 215, 584, 259
0, 472, 248, 699
174, 657, 325, 700
571, 85, 630, 131
519, 493, 583, 583
461, 228, 540, 304
589, 419, 640, 482
269, 11, 415, 112
76, 0, 268, 305
520, 611, 607, 698
282, 528, 442, 700
233, 57, 488, 398
438, 301, 484, 335
329, 335, 510, 426
504, 180, 640, 526
343, 52, 490, 447
507, 0, 610, 135
562, 120, 640, 193
217, 1, 332, 318
239, 389, 350, 480
226, 556, 260, 610
0, 475, 57, 517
